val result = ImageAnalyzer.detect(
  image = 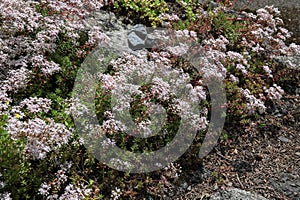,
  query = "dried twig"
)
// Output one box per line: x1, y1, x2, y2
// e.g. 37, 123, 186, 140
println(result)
216, 151, 233, 164
236, 173, 244, 189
